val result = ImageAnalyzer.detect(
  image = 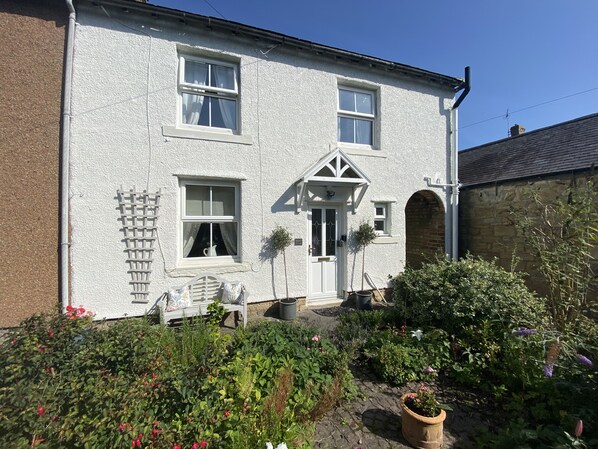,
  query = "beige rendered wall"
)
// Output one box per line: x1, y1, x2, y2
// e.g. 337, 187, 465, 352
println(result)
0, 0, 66, 327
459, 172, 598, 300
